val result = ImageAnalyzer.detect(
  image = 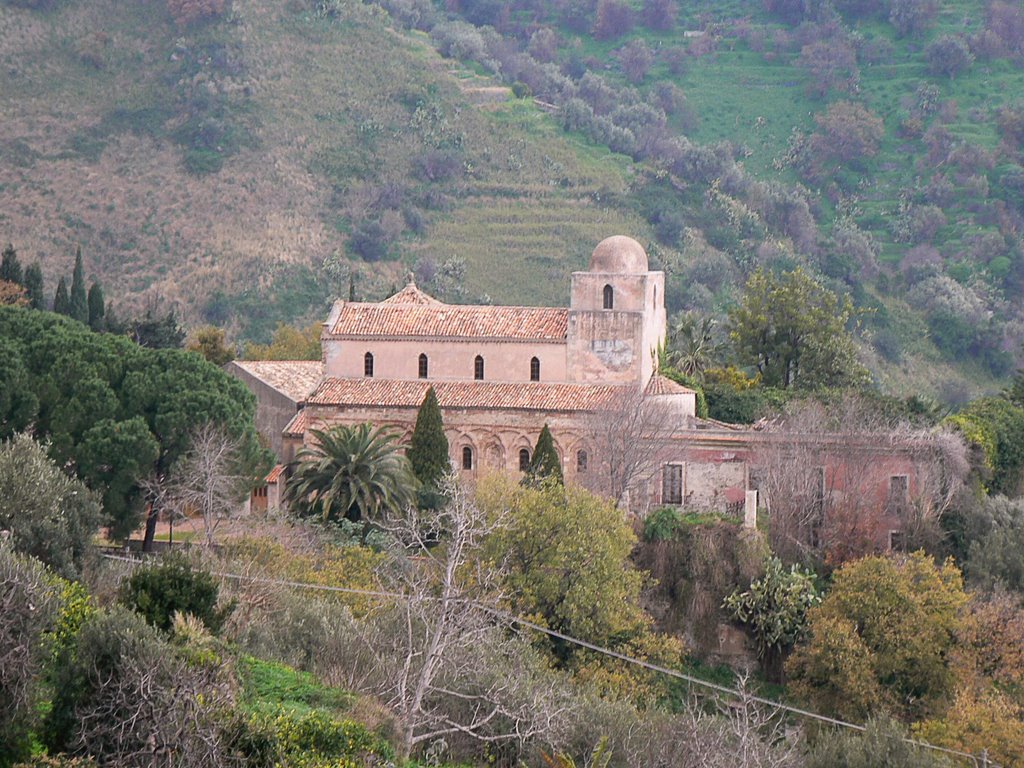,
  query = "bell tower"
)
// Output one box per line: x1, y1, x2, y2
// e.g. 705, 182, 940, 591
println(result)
567, 236, 666, 385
